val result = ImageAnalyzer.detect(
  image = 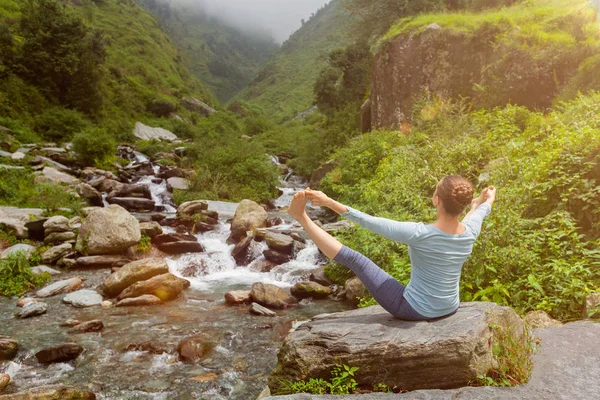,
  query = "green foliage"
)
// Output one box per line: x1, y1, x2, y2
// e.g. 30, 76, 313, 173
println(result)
0, 250, 51, 297
320, 93, 600, 321
278, 364, 359, 395
136, 235, 152, 253
146, 99, 176, 117
72, 127, 116, 168
34, 107, 90, 142
372, 382, 391, 392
